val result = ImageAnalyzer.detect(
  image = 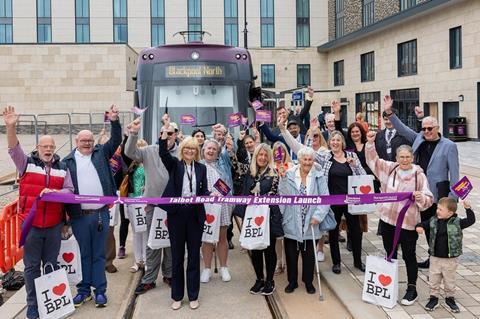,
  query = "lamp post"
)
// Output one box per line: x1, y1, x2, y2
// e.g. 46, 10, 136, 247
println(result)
243, 0, 248, 48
